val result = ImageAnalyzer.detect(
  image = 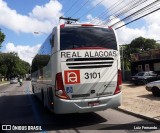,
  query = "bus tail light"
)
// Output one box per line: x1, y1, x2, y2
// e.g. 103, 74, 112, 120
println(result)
114, 69, 122, 95
60, 24, 65, 28
81, 24, 94, 26
55, 72, 69, 99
